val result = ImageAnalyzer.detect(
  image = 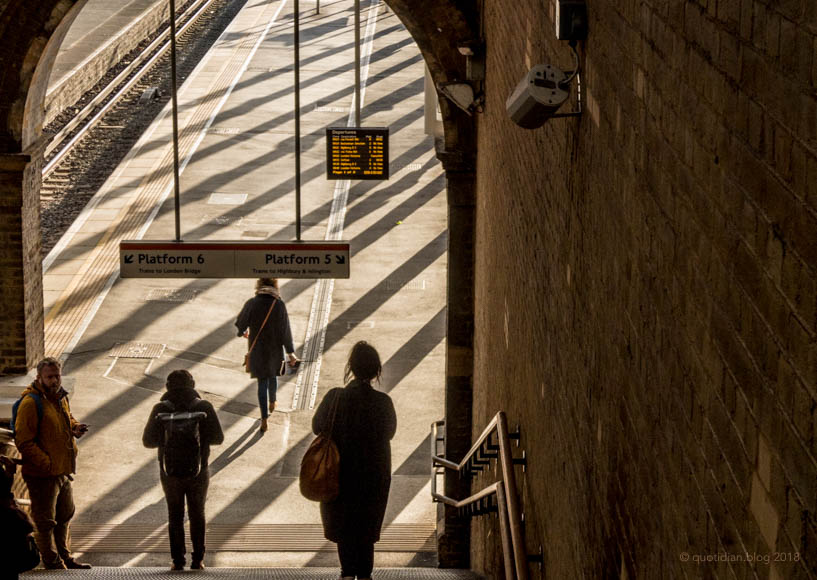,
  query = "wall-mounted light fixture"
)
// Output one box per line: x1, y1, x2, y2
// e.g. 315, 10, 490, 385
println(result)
506, 0, 587, 128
